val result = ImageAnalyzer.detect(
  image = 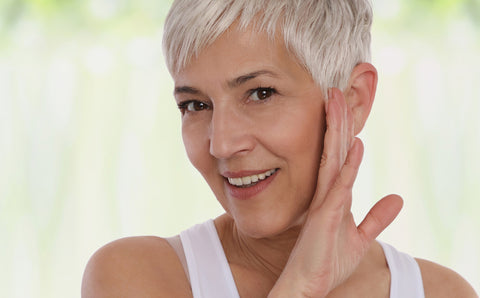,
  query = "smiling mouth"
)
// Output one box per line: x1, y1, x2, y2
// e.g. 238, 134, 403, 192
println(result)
227, 169, 278, 188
